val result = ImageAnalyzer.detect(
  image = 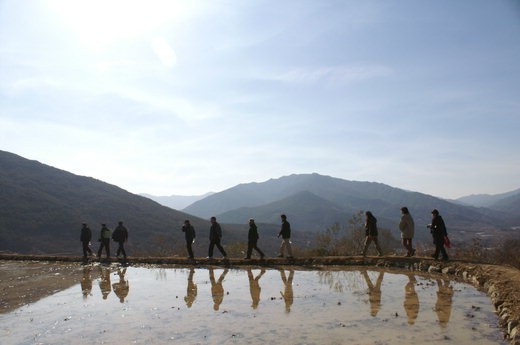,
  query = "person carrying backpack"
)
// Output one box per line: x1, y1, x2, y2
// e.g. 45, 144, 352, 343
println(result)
112, 221, 129, 261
